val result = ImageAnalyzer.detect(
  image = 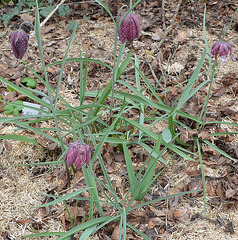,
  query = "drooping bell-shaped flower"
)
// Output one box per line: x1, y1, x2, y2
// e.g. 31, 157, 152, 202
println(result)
9, 29, 29, 59
64, 140, 91, 170
118, 12, 140, 43
210, 41, 236, 63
